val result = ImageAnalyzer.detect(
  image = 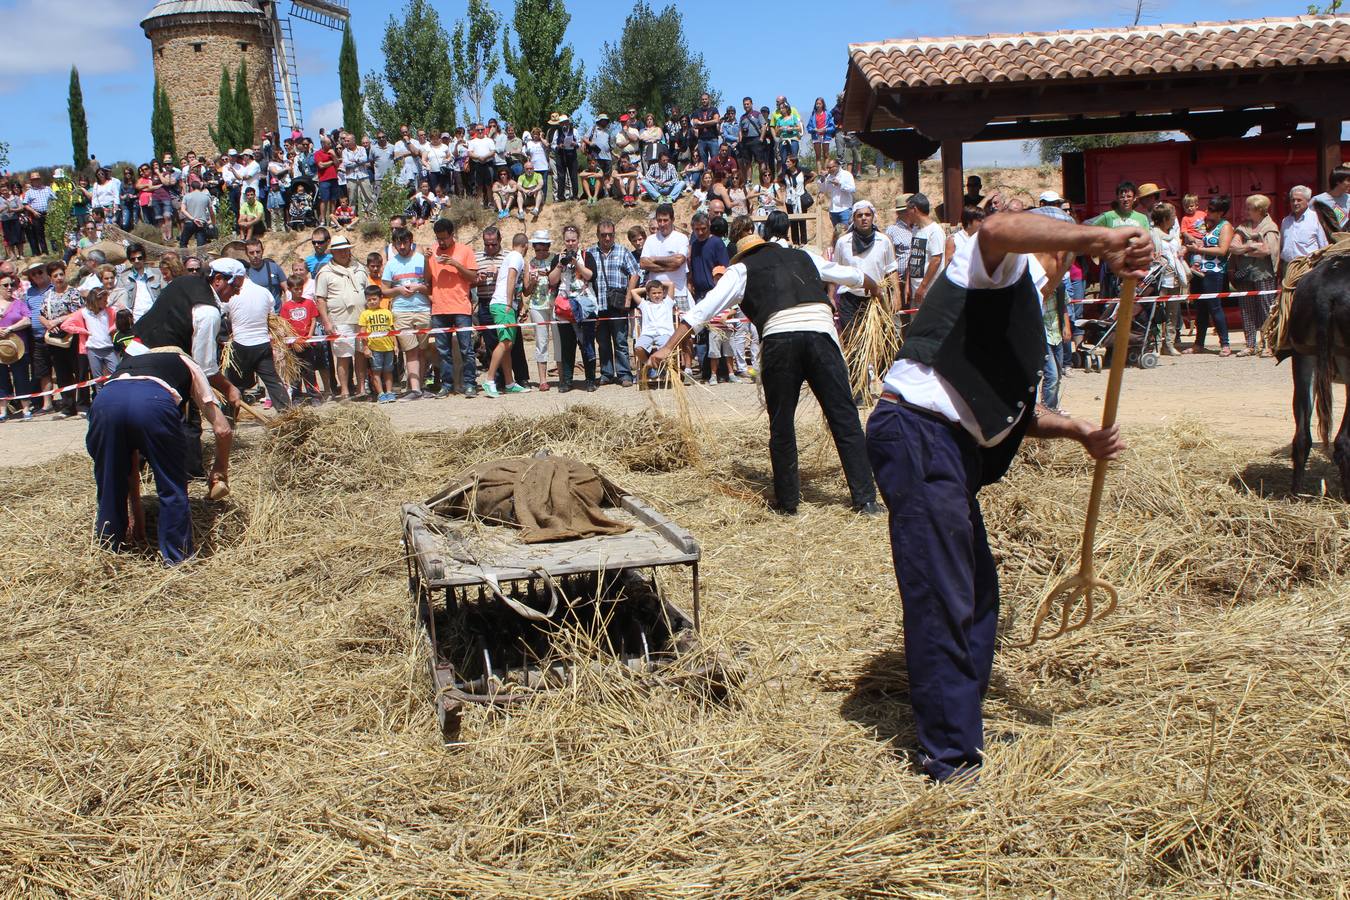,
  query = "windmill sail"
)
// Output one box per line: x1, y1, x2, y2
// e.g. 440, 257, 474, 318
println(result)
256, 0, 348, 135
